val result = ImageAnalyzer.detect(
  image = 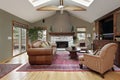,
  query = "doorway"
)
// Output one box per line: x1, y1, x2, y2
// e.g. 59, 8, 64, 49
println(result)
13, 26, 26, 56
